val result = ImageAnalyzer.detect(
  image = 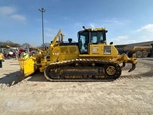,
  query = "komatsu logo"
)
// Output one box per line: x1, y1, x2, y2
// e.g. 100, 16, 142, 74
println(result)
92, 47, 98, 53
53, 52, 59, 55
